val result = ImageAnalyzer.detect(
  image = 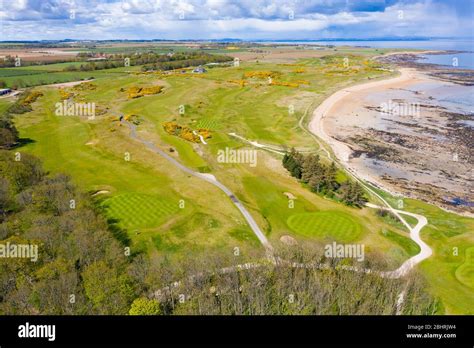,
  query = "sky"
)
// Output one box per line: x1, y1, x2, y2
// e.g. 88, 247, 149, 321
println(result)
0, 0, 473, 41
